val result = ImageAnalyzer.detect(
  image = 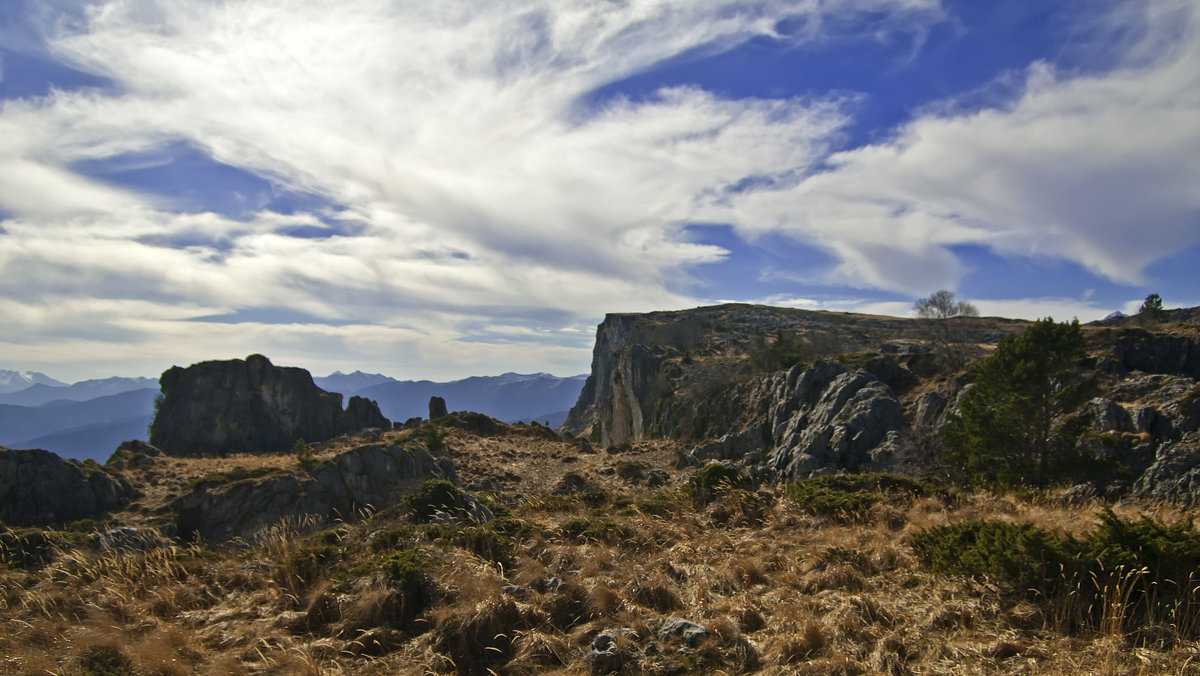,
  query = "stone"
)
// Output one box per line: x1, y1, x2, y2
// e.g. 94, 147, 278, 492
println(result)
911, 391, 947, 429
0, 447, 137, 526
657, 617, 709, 647
646, 469, 671, 487
149, 354, 390, 456
429, 396, 448, 420
1087, 398, 1132, 433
